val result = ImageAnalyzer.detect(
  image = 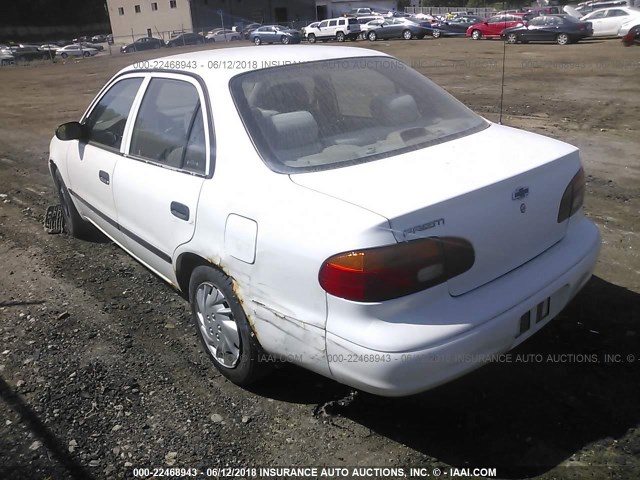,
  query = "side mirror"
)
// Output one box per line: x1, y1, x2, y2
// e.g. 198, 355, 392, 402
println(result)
55, 121, 86, 141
